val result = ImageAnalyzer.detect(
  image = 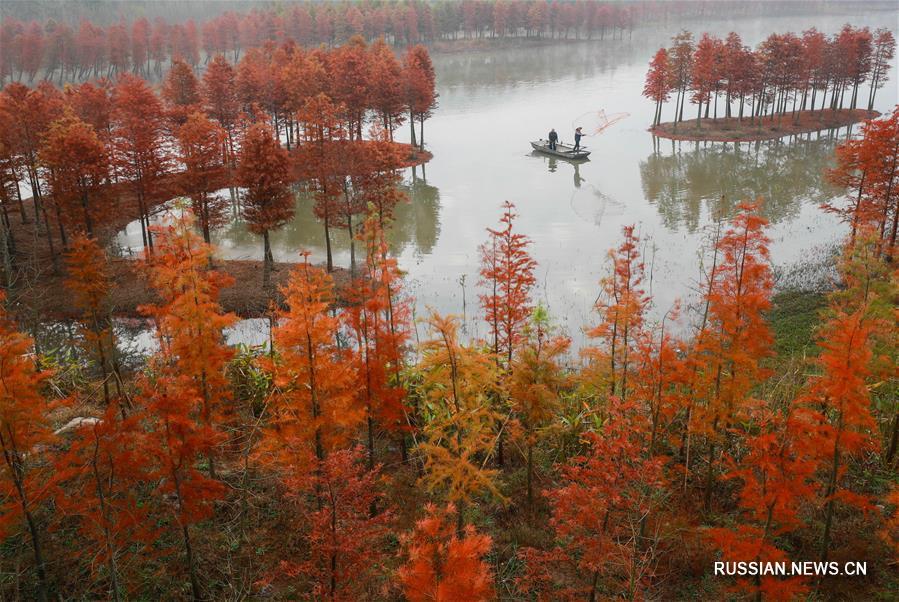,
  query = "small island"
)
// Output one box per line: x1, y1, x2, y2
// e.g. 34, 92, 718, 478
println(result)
650, 108, 881, 142
643, 26, 893, 143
